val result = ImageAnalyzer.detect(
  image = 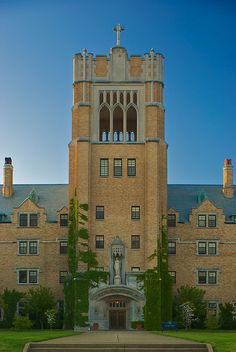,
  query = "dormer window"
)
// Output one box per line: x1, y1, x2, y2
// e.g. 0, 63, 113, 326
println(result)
19, 213, 38, 227
60, 214, 68, 227
167, 214, 176, 227
198, 214, 216, 228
